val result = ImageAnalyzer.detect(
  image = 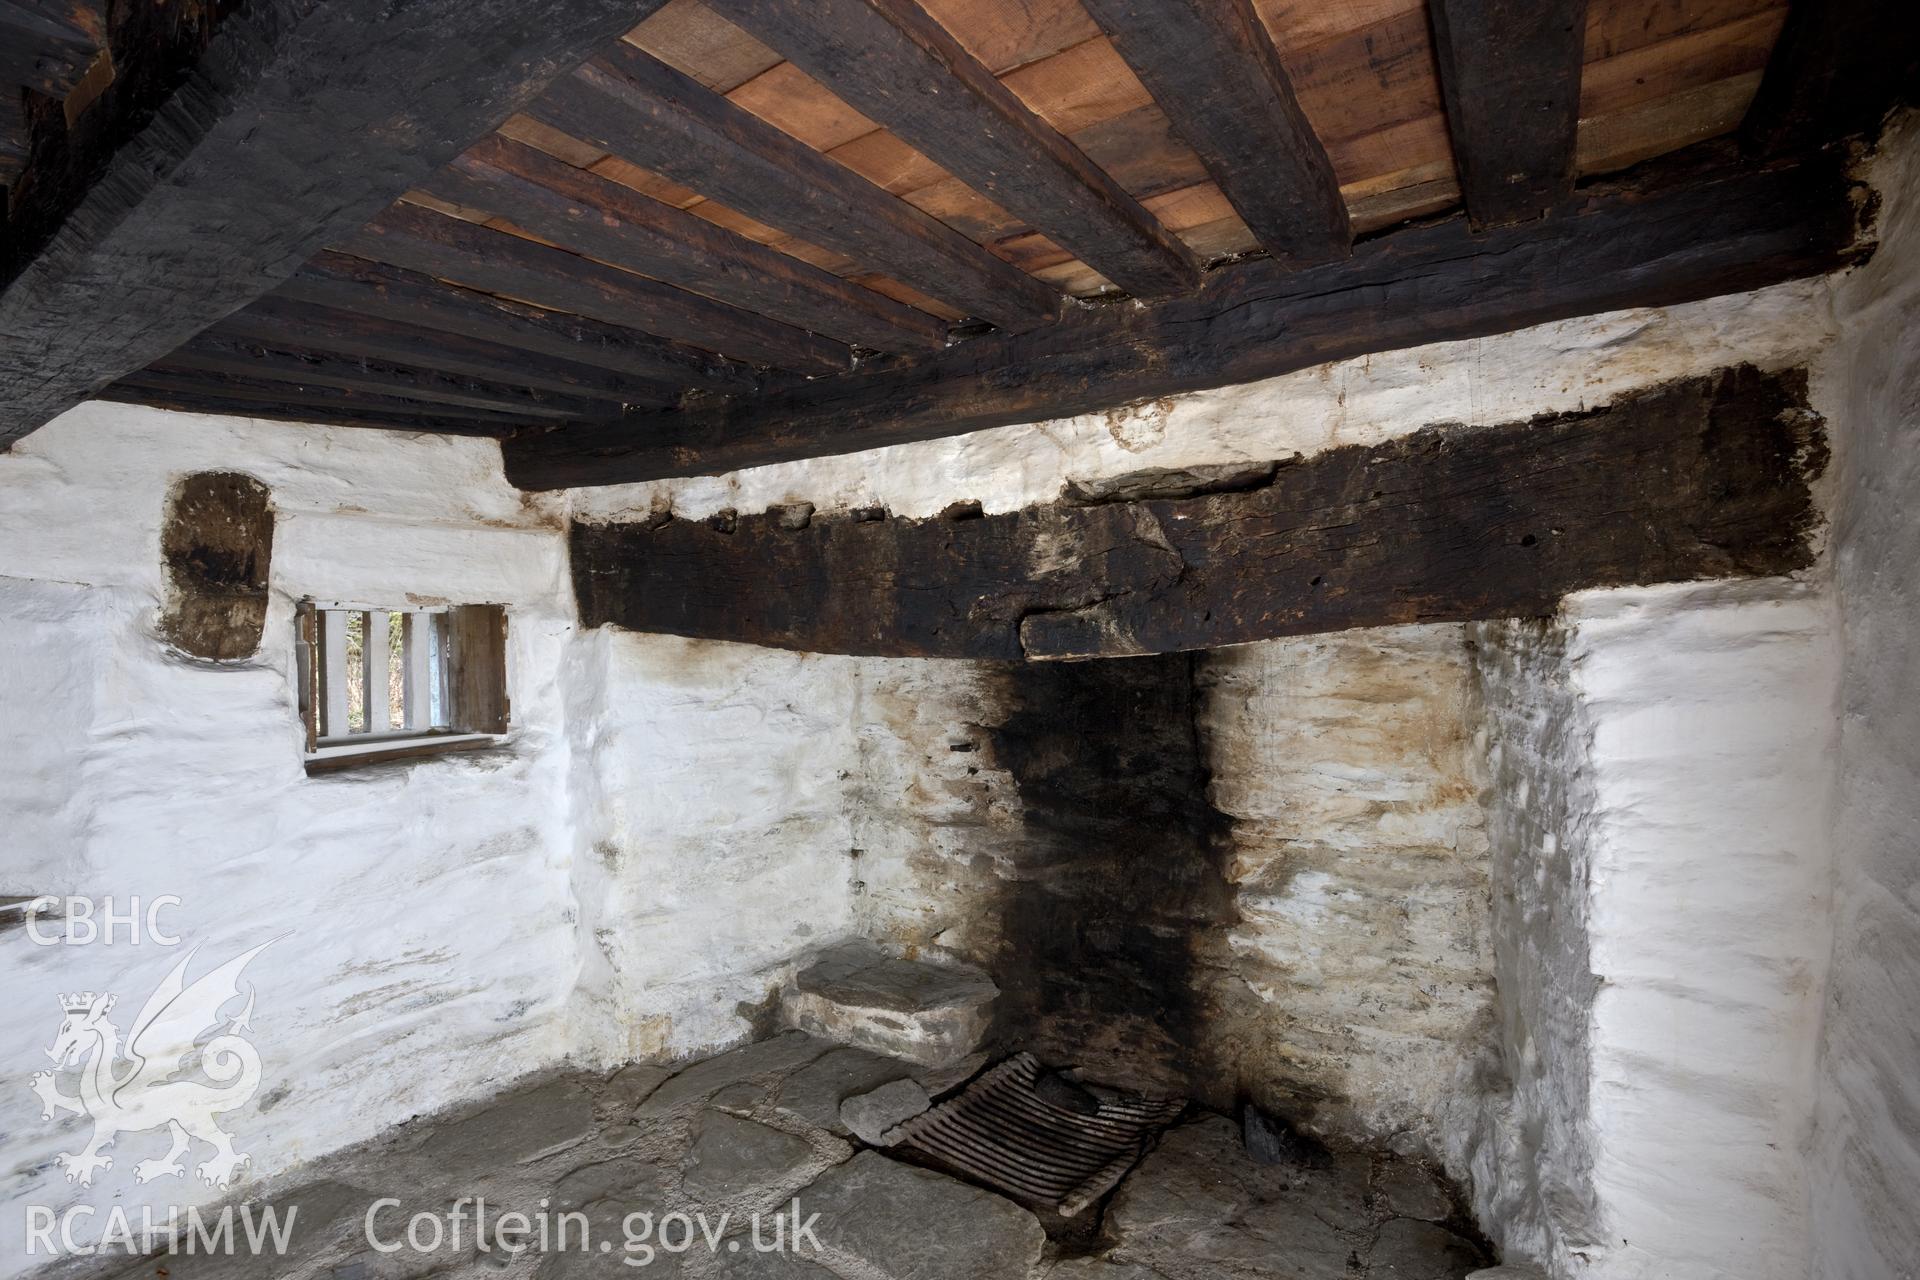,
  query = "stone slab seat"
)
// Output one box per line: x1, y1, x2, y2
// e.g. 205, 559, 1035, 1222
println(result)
779, 940, 998, 1068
